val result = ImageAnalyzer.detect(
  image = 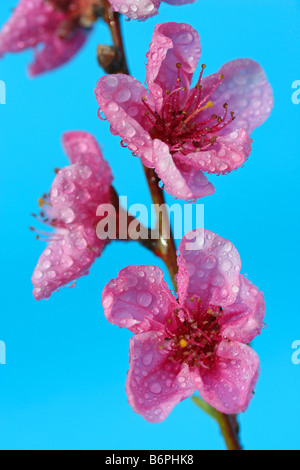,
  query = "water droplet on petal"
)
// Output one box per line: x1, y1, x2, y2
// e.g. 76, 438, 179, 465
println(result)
137, 291, 153, 308
149, 382, 162, 394
143, 352, 153, 366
